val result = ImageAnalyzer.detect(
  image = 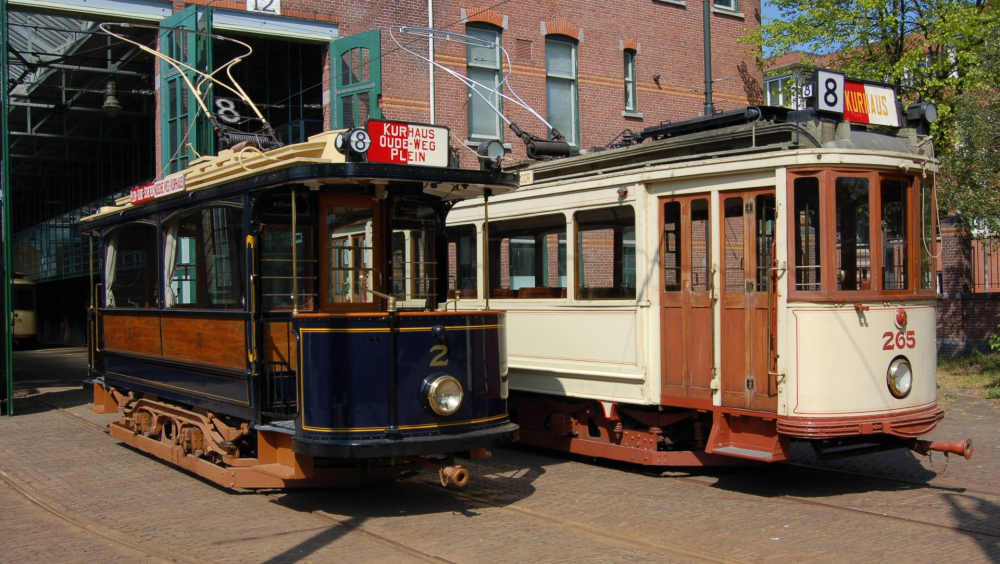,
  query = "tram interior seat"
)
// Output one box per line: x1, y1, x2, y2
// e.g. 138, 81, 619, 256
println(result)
492, 288, 517, 298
